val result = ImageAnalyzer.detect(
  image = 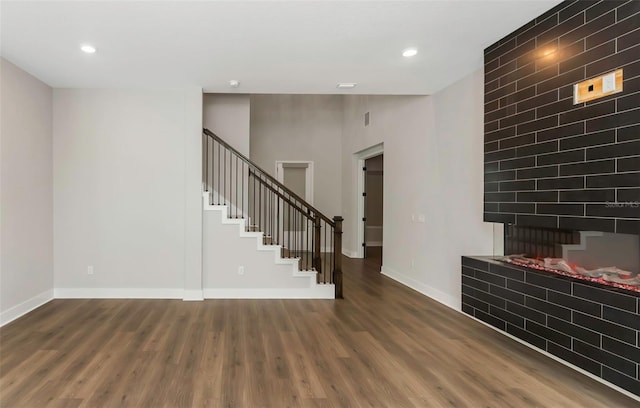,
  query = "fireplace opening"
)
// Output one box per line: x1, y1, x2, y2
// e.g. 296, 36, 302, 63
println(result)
503, 225, 640, 293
